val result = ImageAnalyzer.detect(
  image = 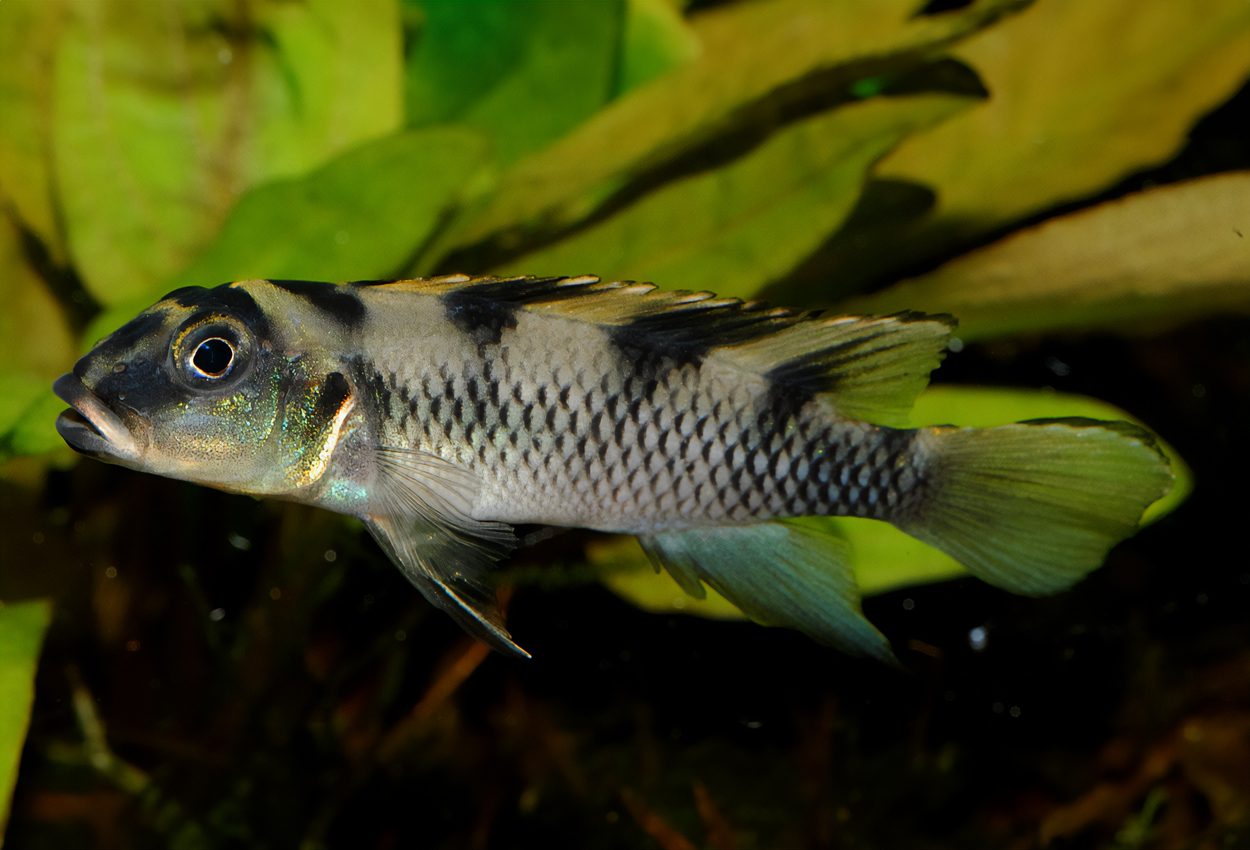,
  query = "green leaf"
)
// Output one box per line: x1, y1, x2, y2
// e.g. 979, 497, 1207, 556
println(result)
403, 0, 624, 166
425, 0, 1029, 266
0, 211, 75, 382
0, 599, 53, 838
0, 0, 70, 265
162, 126, 490, 292
616, 0, 701, 96
596, 384, 1189, 616
846, 173, 1250, 340
0, 209, 77, 463
493, 93, 973, 297
0, 377, 70, 461
52, 0, 403, 306
790, 0, 1250, 300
